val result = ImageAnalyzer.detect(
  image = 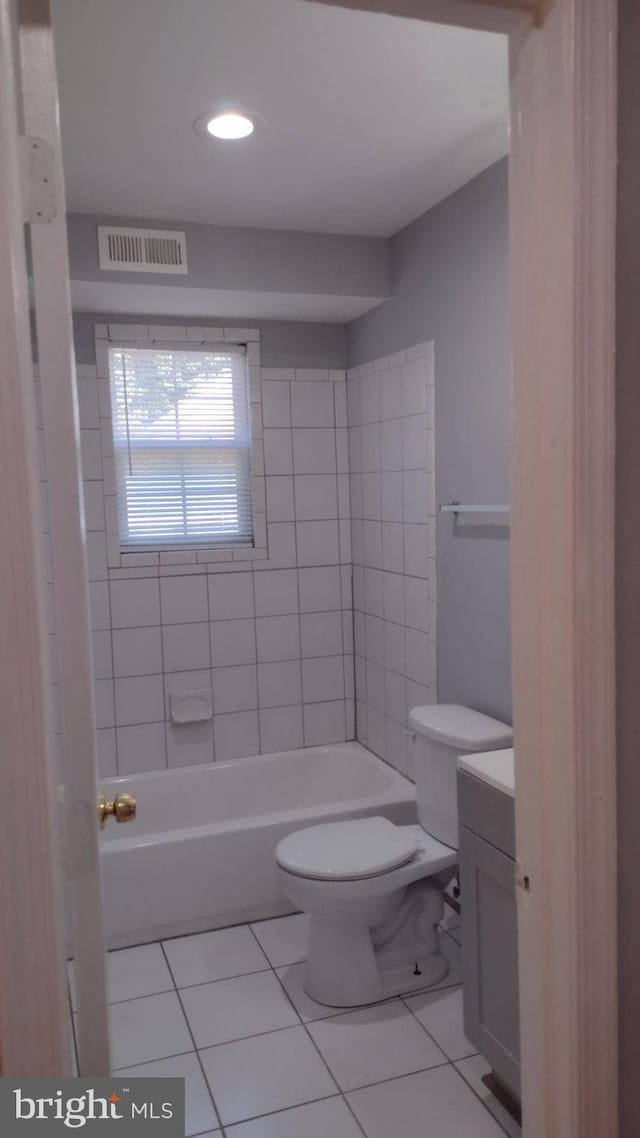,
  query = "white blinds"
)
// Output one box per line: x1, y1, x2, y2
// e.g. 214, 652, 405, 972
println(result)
108, 345, 253, 551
